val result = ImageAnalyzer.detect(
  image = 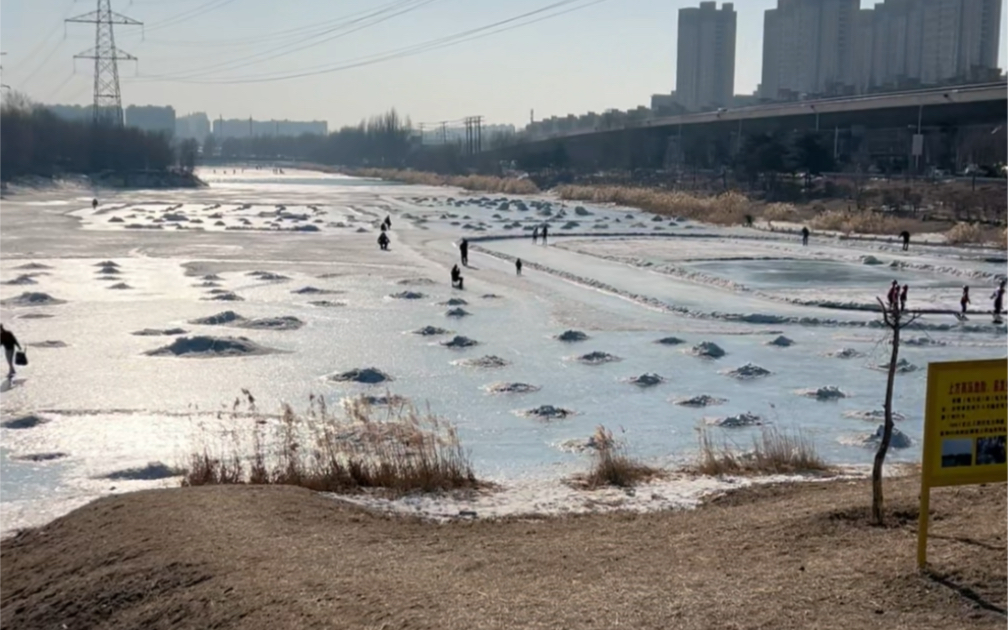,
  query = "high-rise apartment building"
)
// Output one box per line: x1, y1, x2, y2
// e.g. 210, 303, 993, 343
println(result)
676, 2, 736, 112
760, 0, 859, 100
